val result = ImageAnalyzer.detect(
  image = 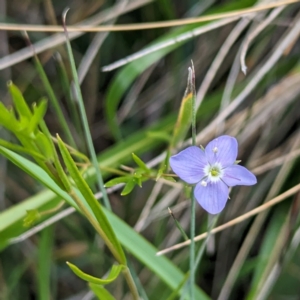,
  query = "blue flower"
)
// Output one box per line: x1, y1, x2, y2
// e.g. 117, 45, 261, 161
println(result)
169, 135, 257, 214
